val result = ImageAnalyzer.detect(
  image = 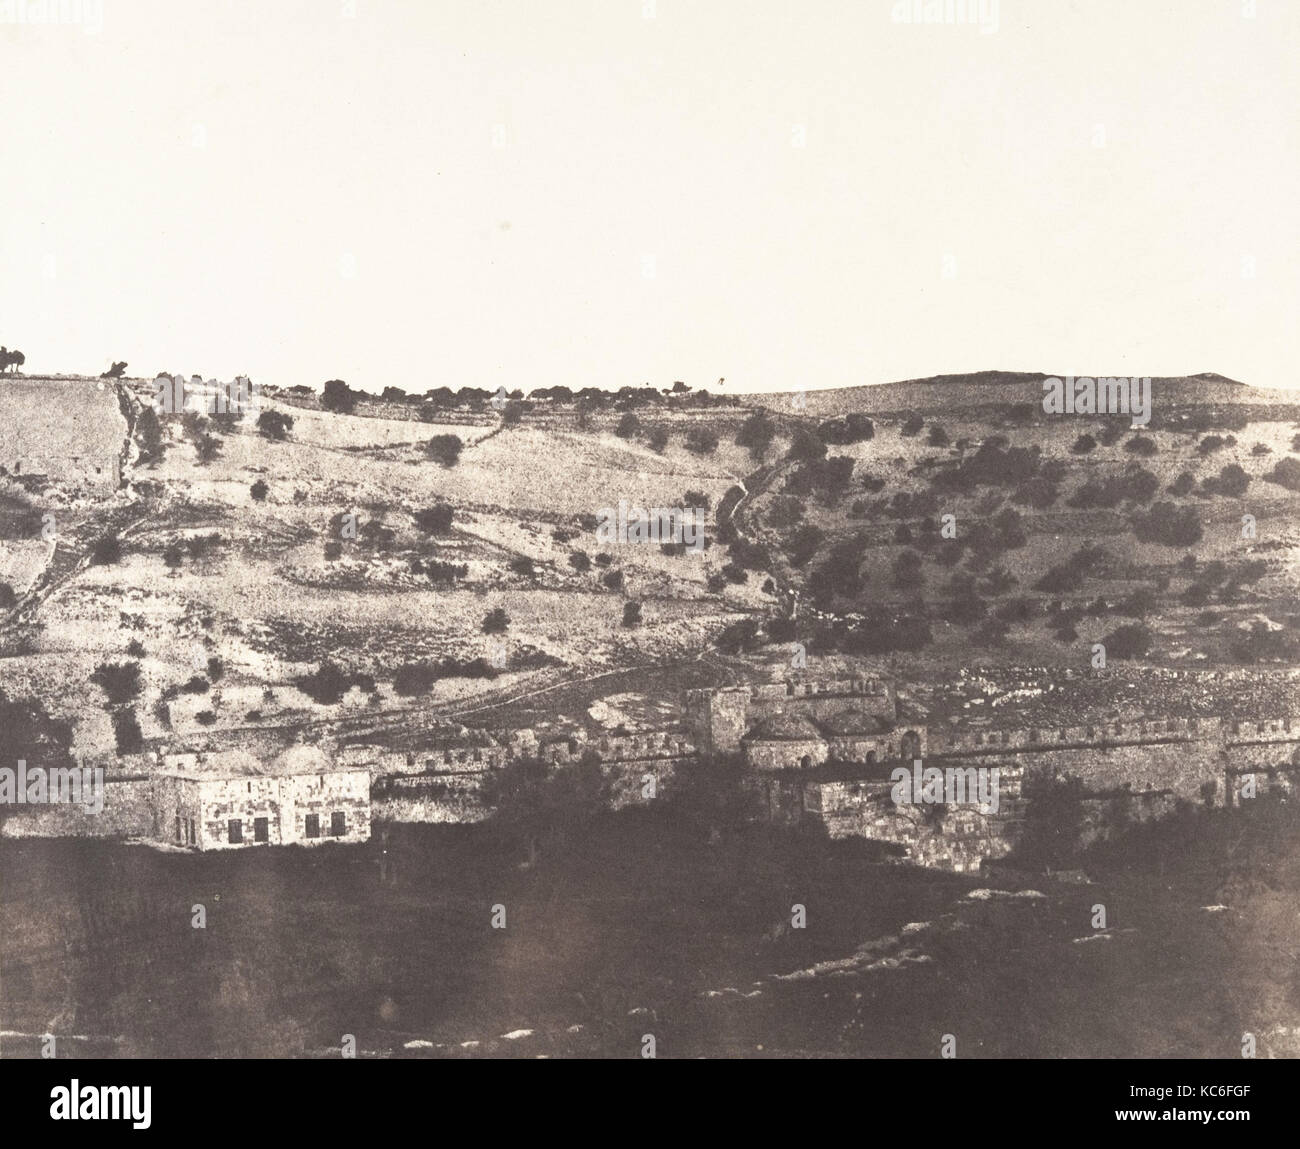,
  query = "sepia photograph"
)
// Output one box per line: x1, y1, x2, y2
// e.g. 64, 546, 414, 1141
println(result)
1, 0, 1297, 1125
